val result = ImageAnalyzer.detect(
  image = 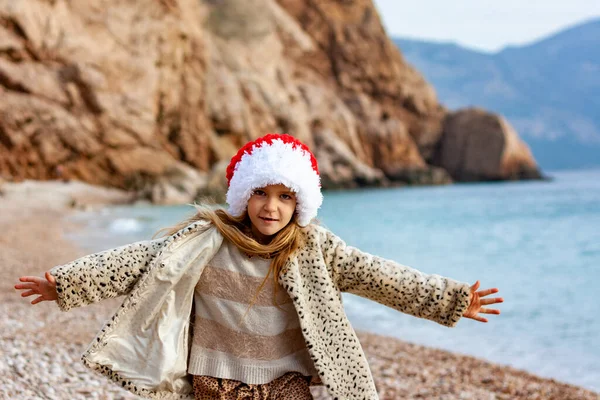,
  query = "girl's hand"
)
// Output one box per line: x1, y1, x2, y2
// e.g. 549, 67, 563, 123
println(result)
463, 280, 503, 323
14, 272, 58, 305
